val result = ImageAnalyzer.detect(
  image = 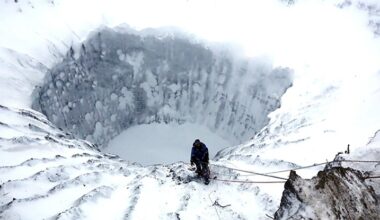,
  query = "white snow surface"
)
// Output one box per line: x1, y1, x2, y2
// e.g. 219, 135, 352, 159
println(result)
105, 123, 231, 165
0, 106, 281, 220
0, 0, 380, 219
